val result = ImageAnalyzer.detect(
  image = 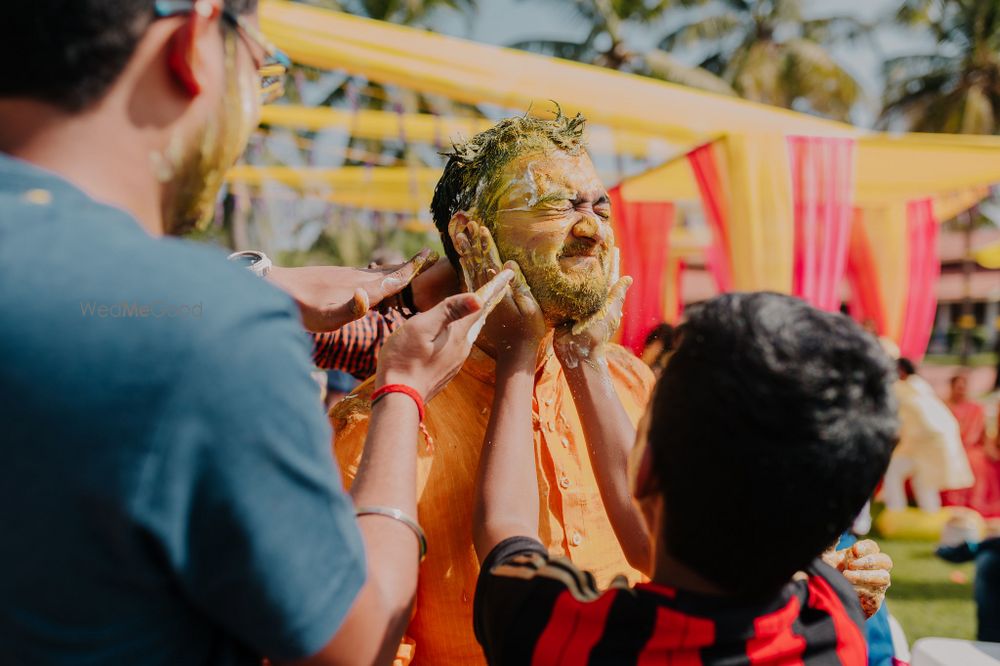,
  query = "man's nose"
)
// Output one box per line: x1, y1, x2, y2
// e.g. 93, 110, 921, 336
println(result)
570, 213, 610, 246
